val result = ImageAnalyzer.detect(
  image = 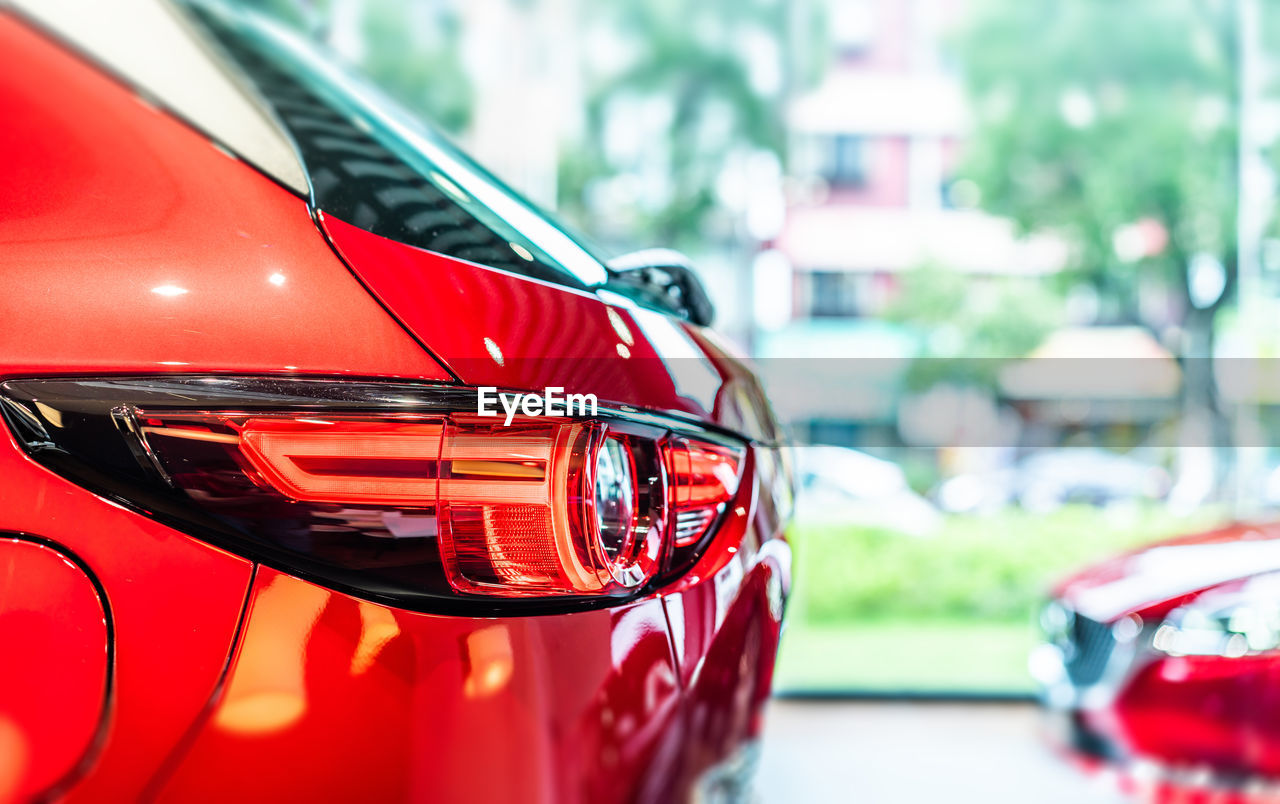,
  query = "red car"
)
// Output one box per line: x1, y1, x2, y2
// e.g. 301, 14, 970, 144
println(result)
1035, 521, 1280, 801
0, 2, 792, 801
